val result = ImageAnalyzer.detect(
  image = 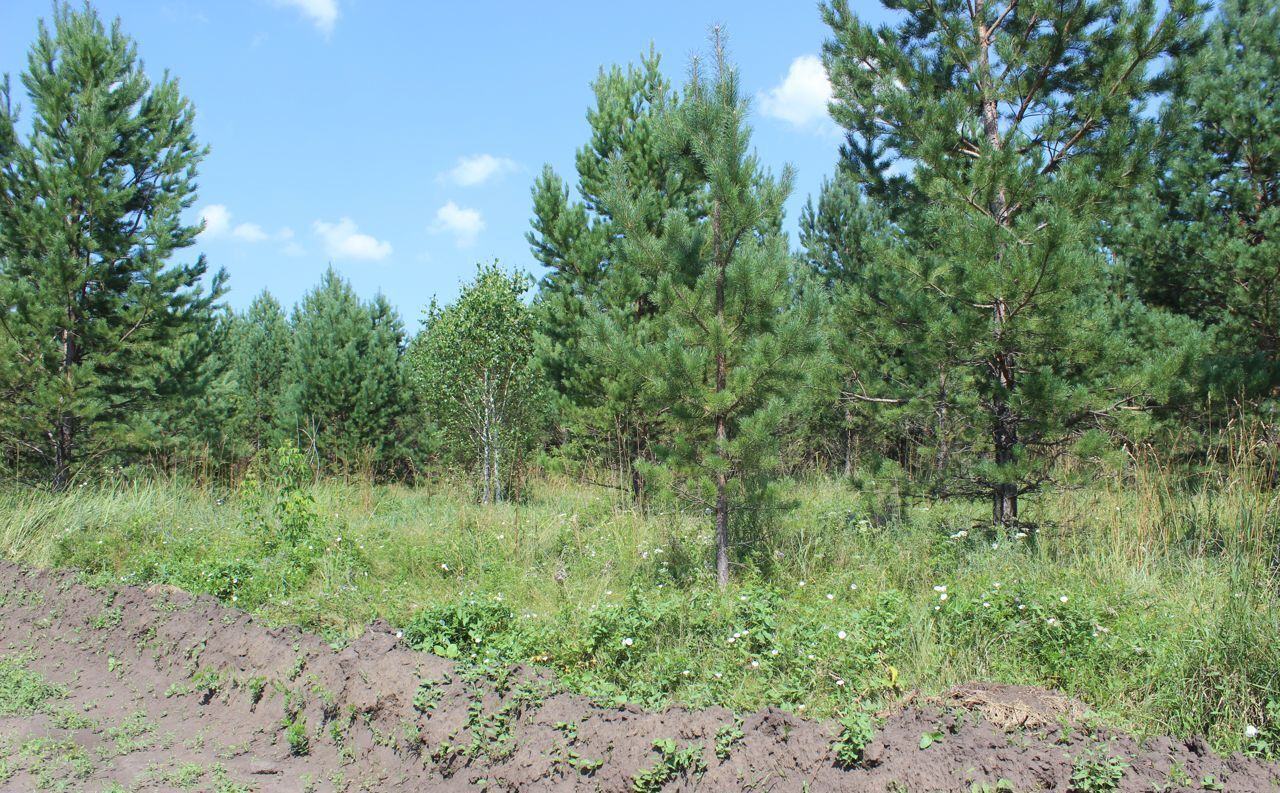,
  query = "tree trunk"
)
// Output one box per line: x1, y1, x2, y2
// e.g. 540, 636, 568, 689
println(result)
934, 369, 949, 476
979, 9, 1017, 527
713, 197, 730, 589
52, 322, 76, 491
843, 402, 855, 479
991, 298, 1018, 526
